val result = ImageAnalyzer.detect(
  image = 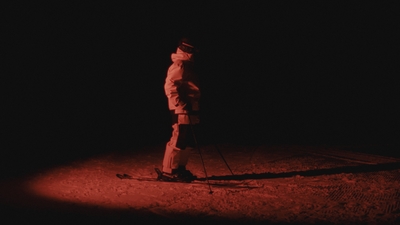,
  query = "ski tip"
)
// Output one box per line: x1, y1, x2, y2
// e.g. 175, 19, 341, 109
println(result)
116, 174, 132, 179
123, 174, 133, 179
